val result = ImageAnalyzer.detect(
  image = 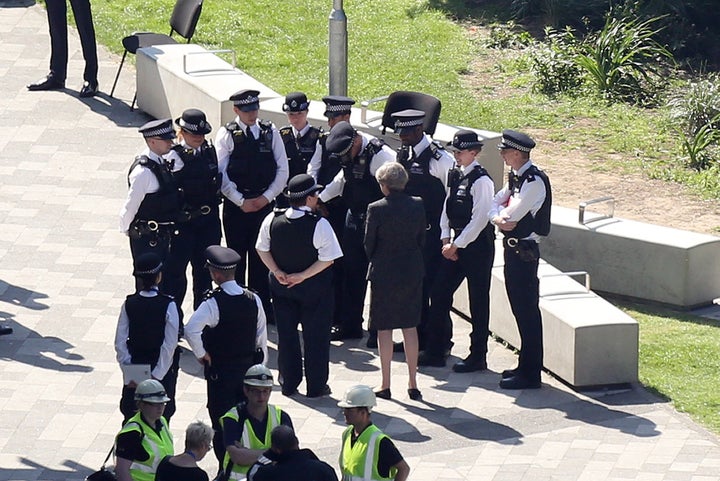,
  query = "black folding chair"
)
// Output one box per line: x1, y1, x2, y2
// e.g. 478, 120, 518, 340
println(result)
109, 0, 204, 109
380, 90, 442, 136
